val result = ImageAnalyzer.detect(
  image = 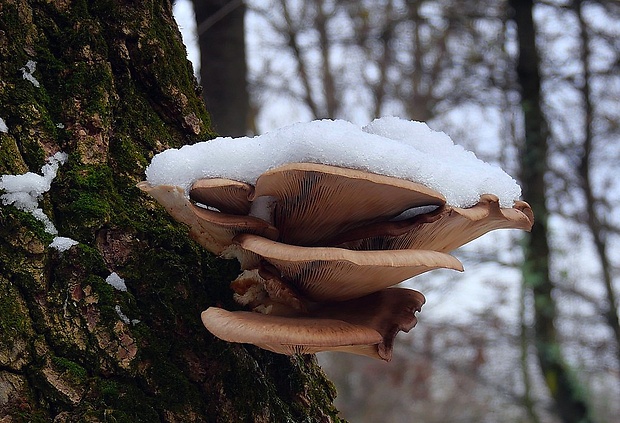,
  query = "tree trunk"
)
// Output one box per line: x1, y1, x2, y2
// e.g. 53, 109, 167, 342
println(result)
0, 1, 341, 421
573, 0, 620, 372
508, 0, 592, 422
193, 0, 249, 136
